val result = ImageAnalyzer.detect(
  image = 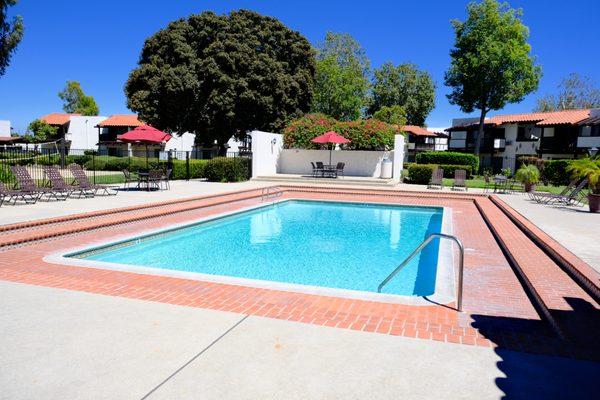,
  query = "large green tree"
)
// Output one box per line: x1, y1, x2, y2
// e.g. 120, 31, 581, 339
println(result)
0, 0, 23, 78
445, 0, 541, 155
58, 81, 99, 115
26, 119, 58, 143
311, 32, 370, 121
535, 73, 600, 112
372, 105, 407, 126
369, 62, 435, 126
125, 10, 315, 147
